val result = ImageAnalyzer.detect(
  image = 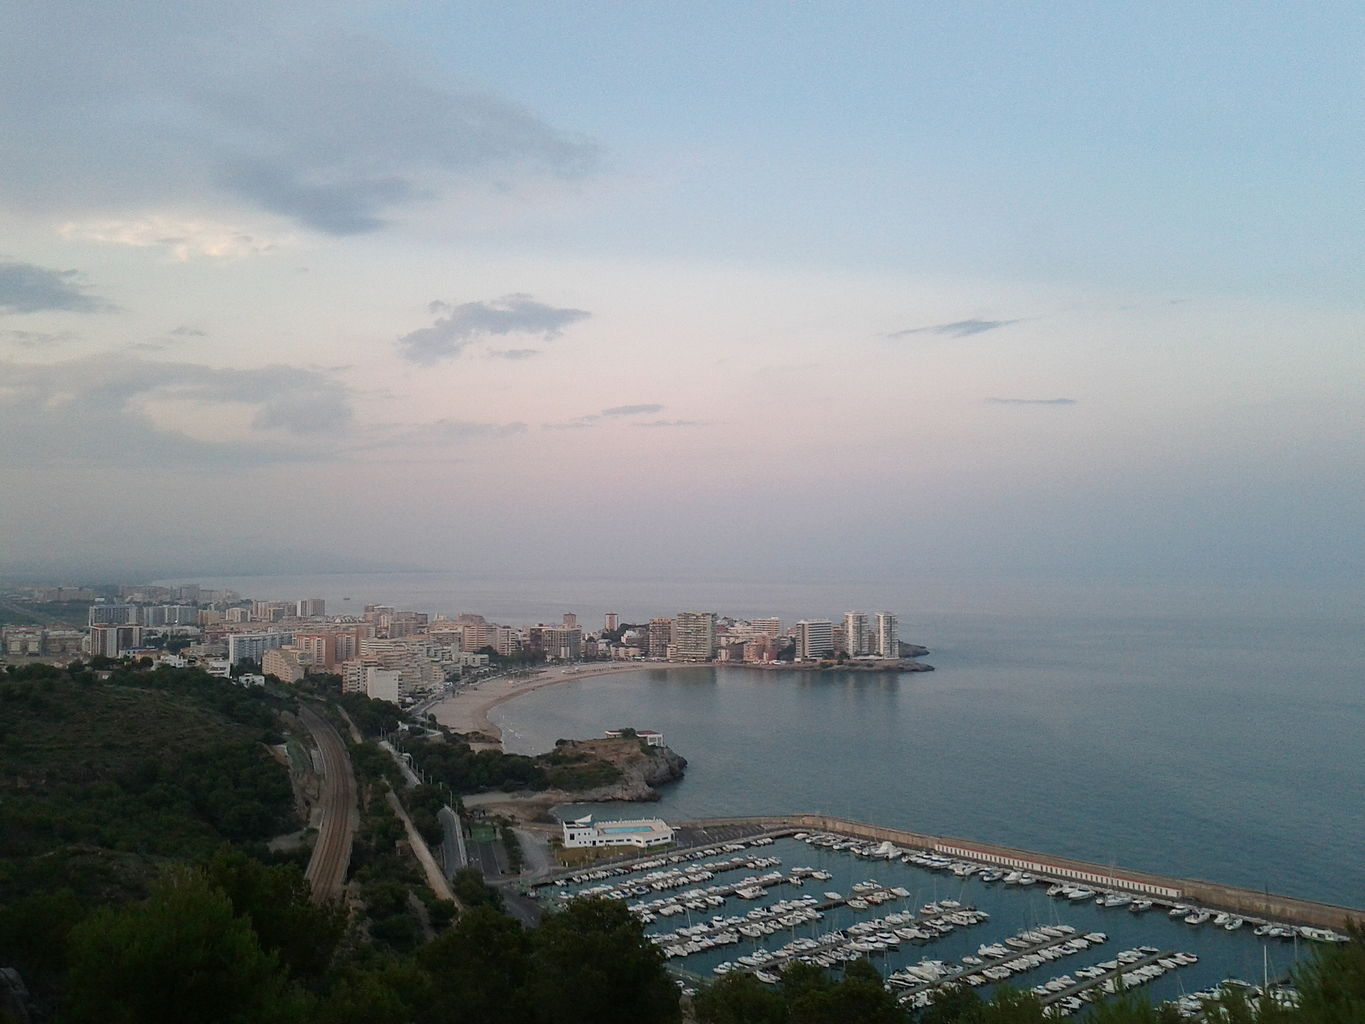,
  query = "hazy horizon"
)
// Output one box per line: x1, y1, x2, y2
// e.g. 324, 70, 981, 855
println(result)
2, 3, 1361, 583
